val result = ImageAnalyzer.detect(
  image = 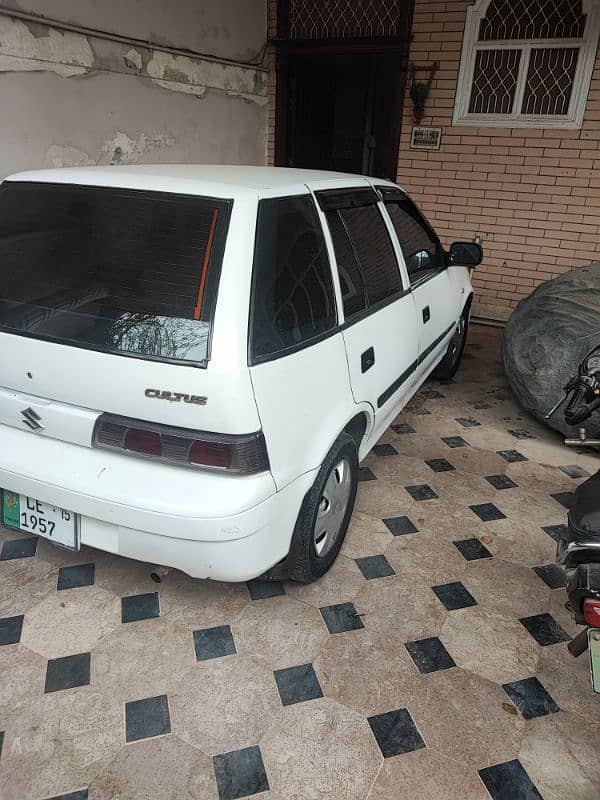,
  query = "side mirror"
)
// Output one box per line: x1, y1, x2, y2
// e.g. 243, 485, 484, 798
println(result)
448, 241, 483, 268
